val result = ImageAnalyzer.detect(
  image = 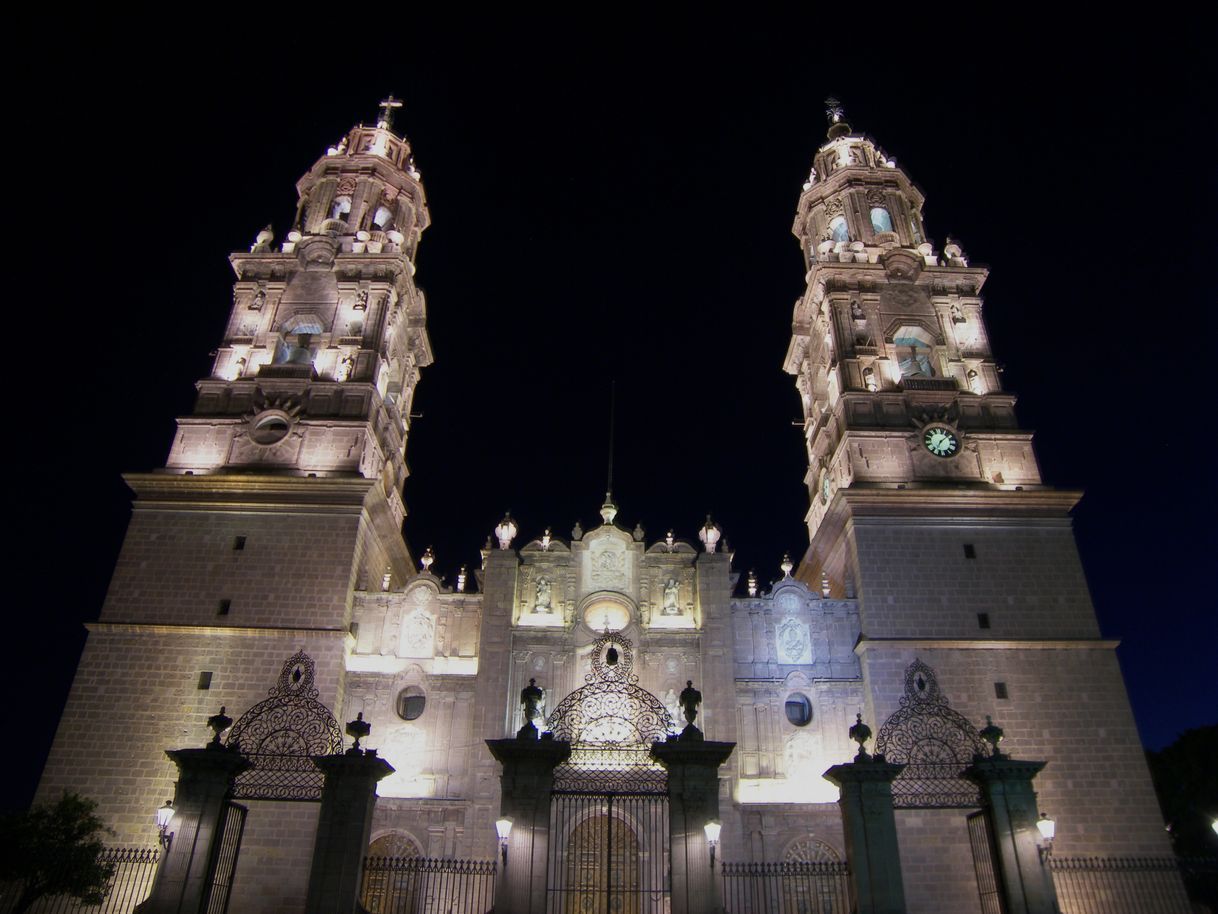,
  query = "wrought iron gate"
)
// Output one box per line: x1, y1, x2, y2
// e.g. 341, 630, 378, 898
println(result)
967, 811, 1004, 914
201, 801, 247, 914
546, 776, 670, 914
542, 632, 676, 914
